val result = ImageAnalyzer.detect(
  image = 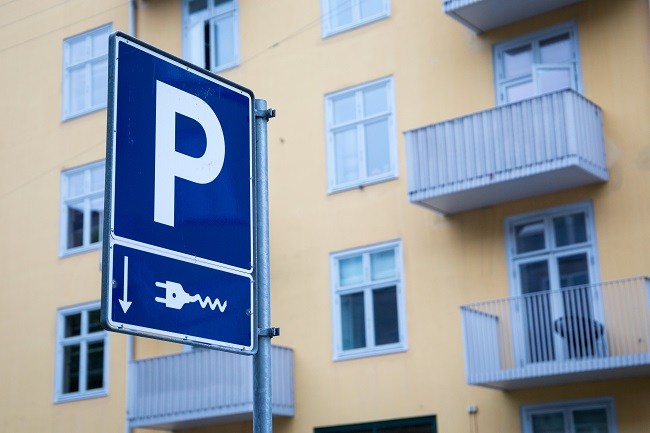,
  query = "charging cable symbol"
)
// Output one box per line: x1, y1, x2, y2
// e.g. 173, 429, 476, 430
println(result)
155, 280, 227, 313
